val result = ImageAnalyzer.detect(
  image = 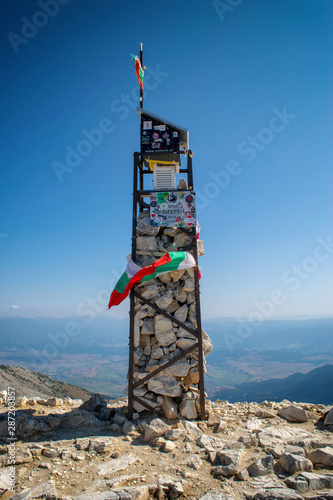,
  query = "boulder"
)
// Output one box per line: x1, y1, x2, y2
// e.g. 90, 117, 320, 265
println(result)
174, 233, 192, 248
324, 407, 333, 425
150, 345, 164, 359
213, 448, 244, 476
164, 428, 185, 441
137, 215, 160, 236
174, 304, 188, 322
257, 426, 309, 448
79, 393, 107, 413
44, 397, 63, 406
285, 475, 309, 493
136, 236, 158, 251
162, 440, 176, 452
197, 239, 205, 256
182, 419, 202, 438
154, 315, 177, 346
278, 405, 308, 423
247, 454, 274, 477
141, 318, 154, 334
169, 269, 186, 282
279, 452, 313, 474
297, 471, 333, 490
144, 418, 169, 442
162, 396, 178, 419
179, 399, 197, 420
174, 288, 187, 303
207, 411, 221, 427
147, 374, 182, 397
183, 278, 195, 292
177, 178, 188, 190
88, 437, 113, 453
244, 490, 303, 499
155, 295, 174, 311
307, 446, 333, 467
176, 337, 196, 350
160, 356, 190, 377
